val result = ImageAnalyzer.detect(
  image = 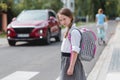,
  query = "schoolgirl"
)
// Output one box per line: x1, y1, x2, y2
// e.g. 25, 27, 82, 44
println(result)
57, 8, 86, 80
